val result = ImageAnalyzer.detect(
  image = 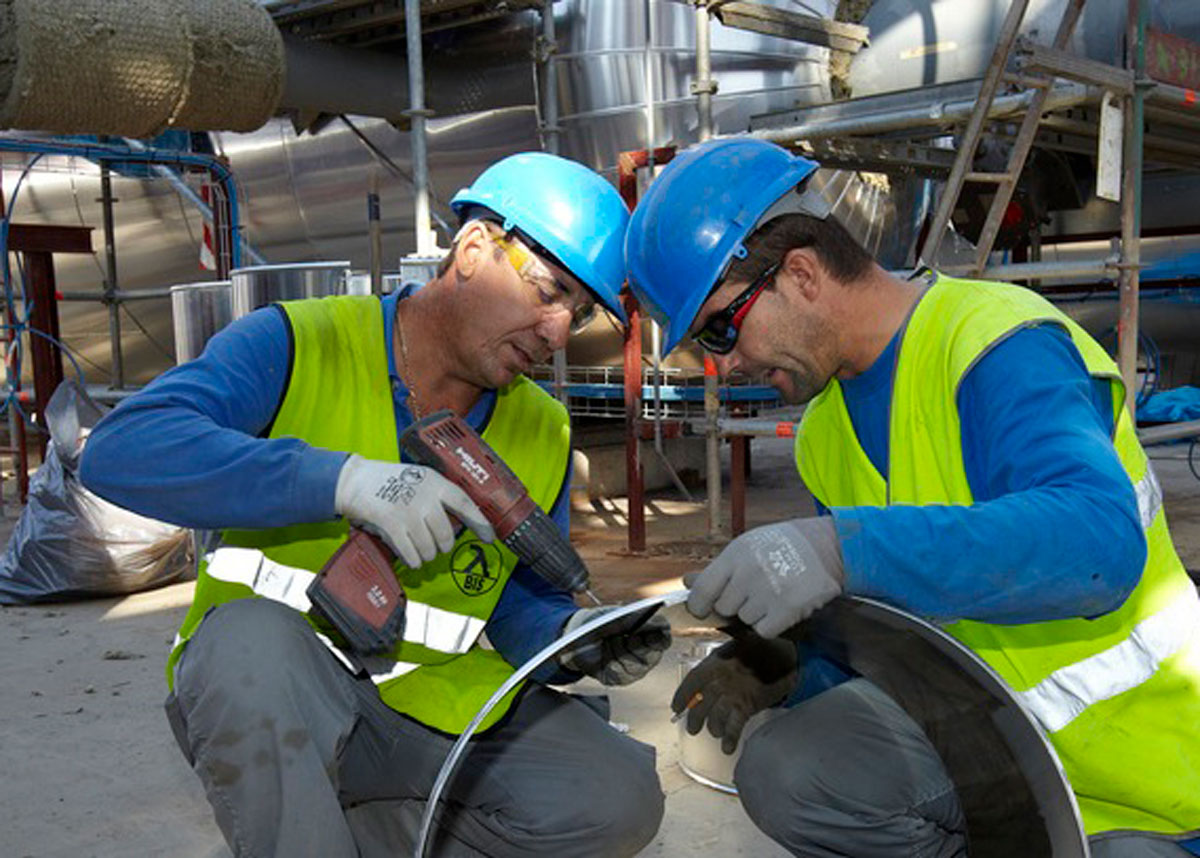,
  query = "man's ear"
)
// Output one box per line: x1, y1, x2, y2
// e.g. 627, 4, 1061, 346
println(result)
452, 221, 490, 280
780, 246, 823, 302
